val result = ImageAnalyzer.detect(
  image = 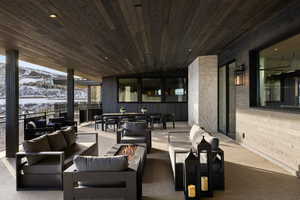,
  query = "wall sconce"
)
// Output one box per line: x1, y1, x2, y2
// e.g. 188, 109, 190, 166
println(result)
235, 64, 245, 86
